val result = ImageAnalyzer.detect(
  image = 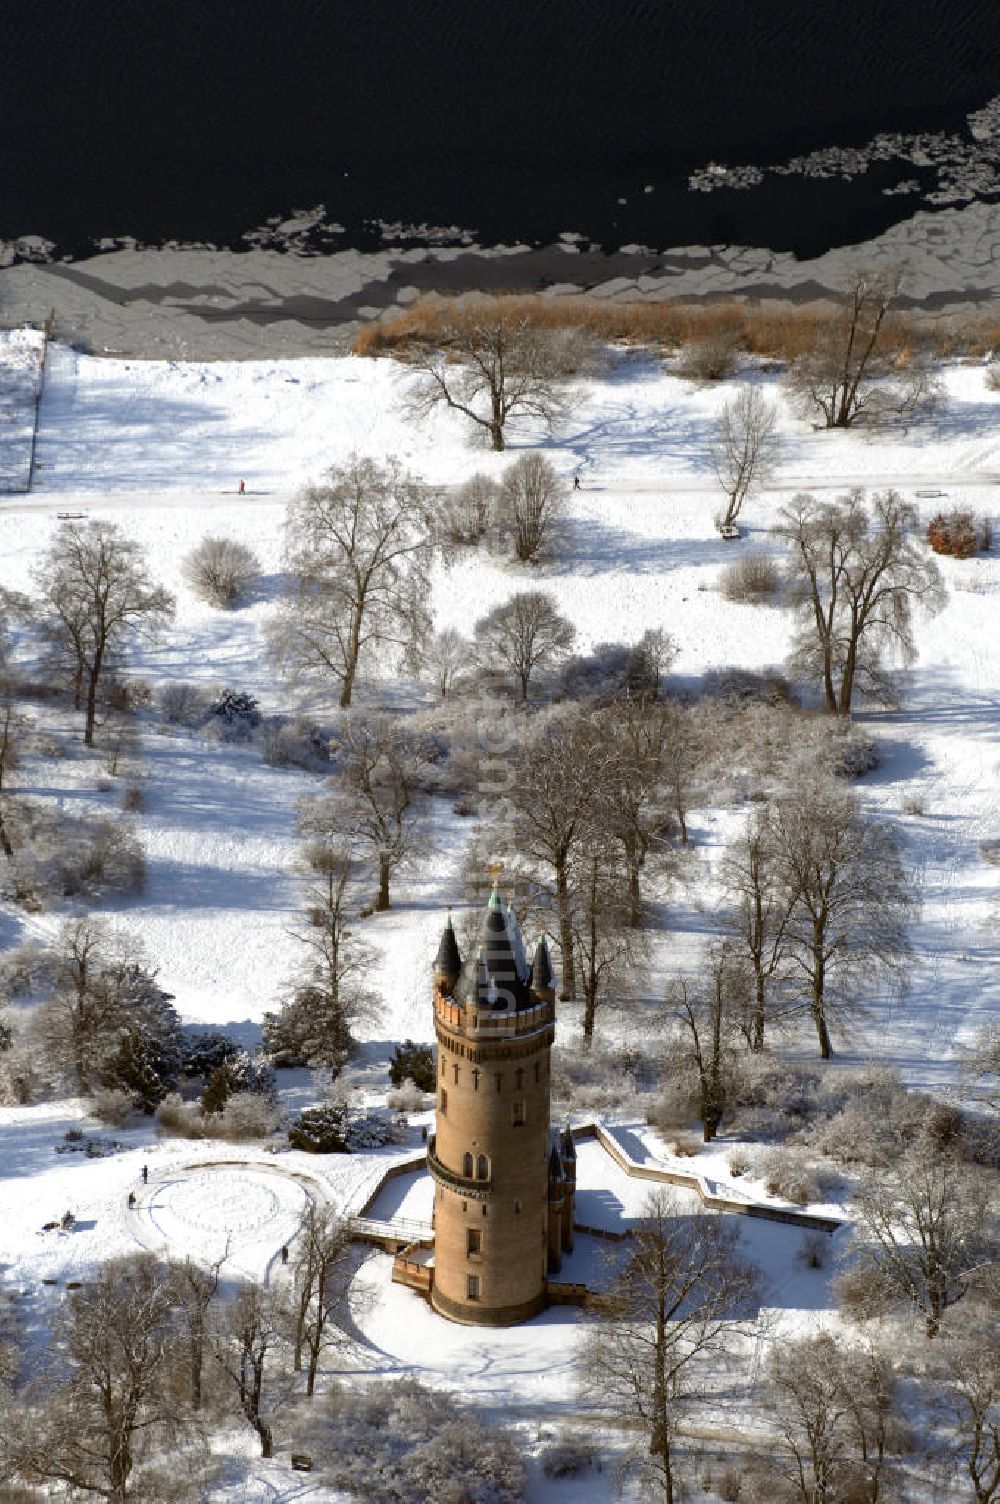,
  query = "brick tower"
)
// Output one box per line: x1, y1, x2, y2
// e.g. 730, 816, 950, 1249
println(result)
428, 887, 557, 1325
